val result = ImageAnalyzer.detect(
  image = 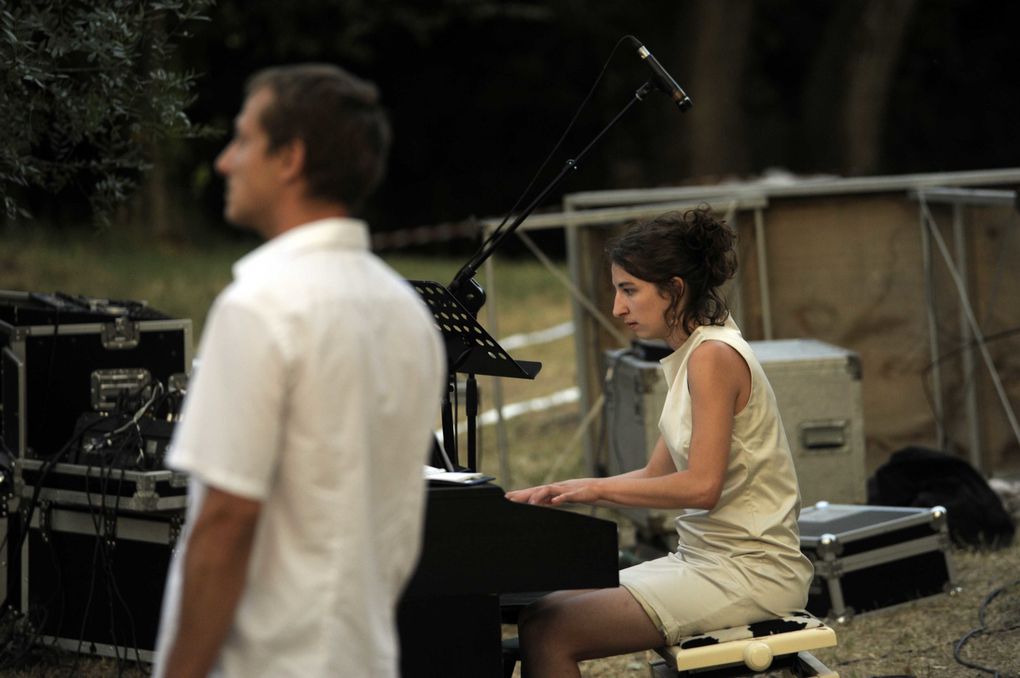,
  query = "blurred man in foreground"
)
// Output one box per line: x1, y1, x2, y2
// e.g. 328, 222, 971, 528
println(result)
153, 63, 445, 678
